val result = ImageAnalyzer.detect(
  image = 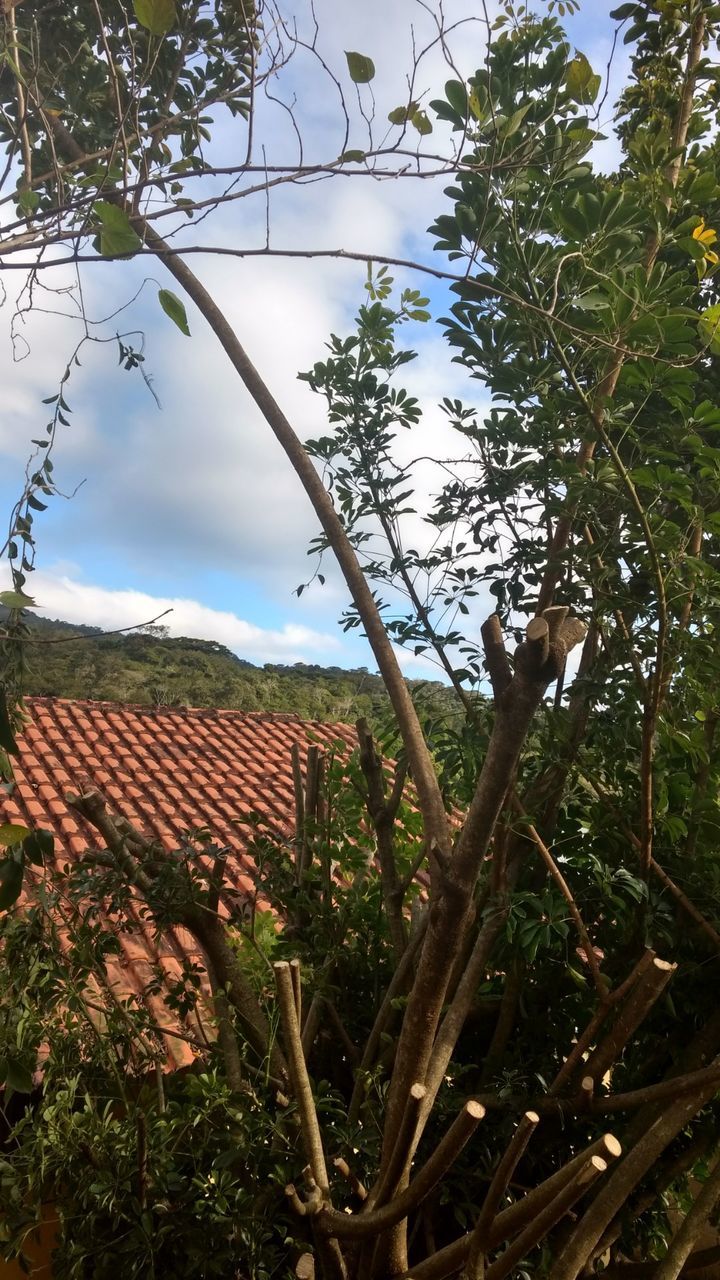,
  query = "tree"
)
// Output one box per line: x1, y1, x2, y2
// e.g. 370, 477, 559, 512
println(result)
3, 1, 720, 1278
